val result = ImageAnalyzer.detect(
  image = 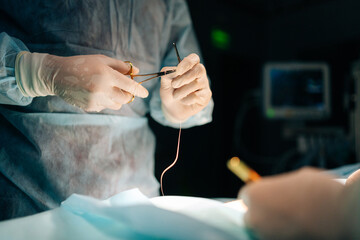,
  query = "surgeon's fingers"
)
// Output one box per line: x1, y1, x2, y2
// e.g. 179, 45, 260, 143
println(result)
176, 53, 200, 75
172, 63, 206, 88
99, 96, 123, 111
99, 55, 140, 75
110, 69, 149, 98
84, 92, 119, 112
173, 79, 203, 100
92, 88, 131, 111
179, 89, 211, 106
160, 66, 177, 89
87, 90, 126, 111
161, 66, 178, 78
110, 87, 133, 104
106, 102, 123, 110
